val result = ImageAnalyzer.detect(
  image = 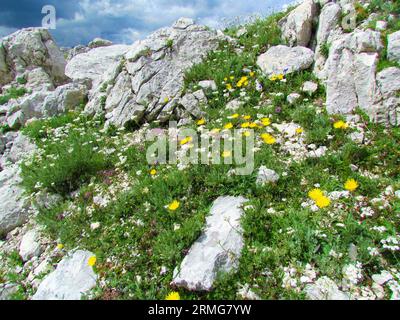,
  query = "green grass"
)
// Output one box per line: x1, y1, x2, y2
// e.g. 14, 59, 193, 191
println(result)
0, 87, 27, 105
